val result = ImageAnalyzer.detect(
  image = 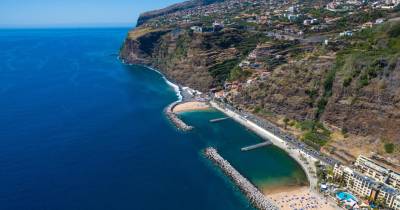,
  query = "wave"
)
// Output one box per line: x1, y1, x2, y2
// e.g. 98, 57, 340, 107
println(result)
145, 66, 183, 102
119, 57, 183, 102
